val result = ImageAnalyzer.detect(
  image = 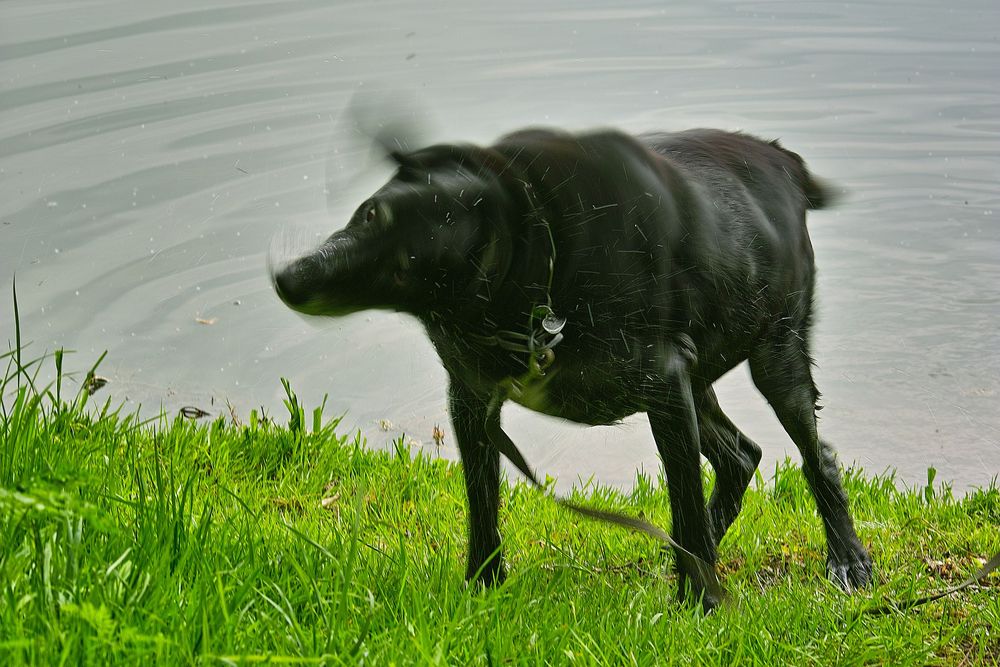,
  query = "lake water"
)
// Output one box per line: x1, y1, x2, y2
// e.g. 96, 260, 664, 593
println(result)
2, 0, 998, 492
